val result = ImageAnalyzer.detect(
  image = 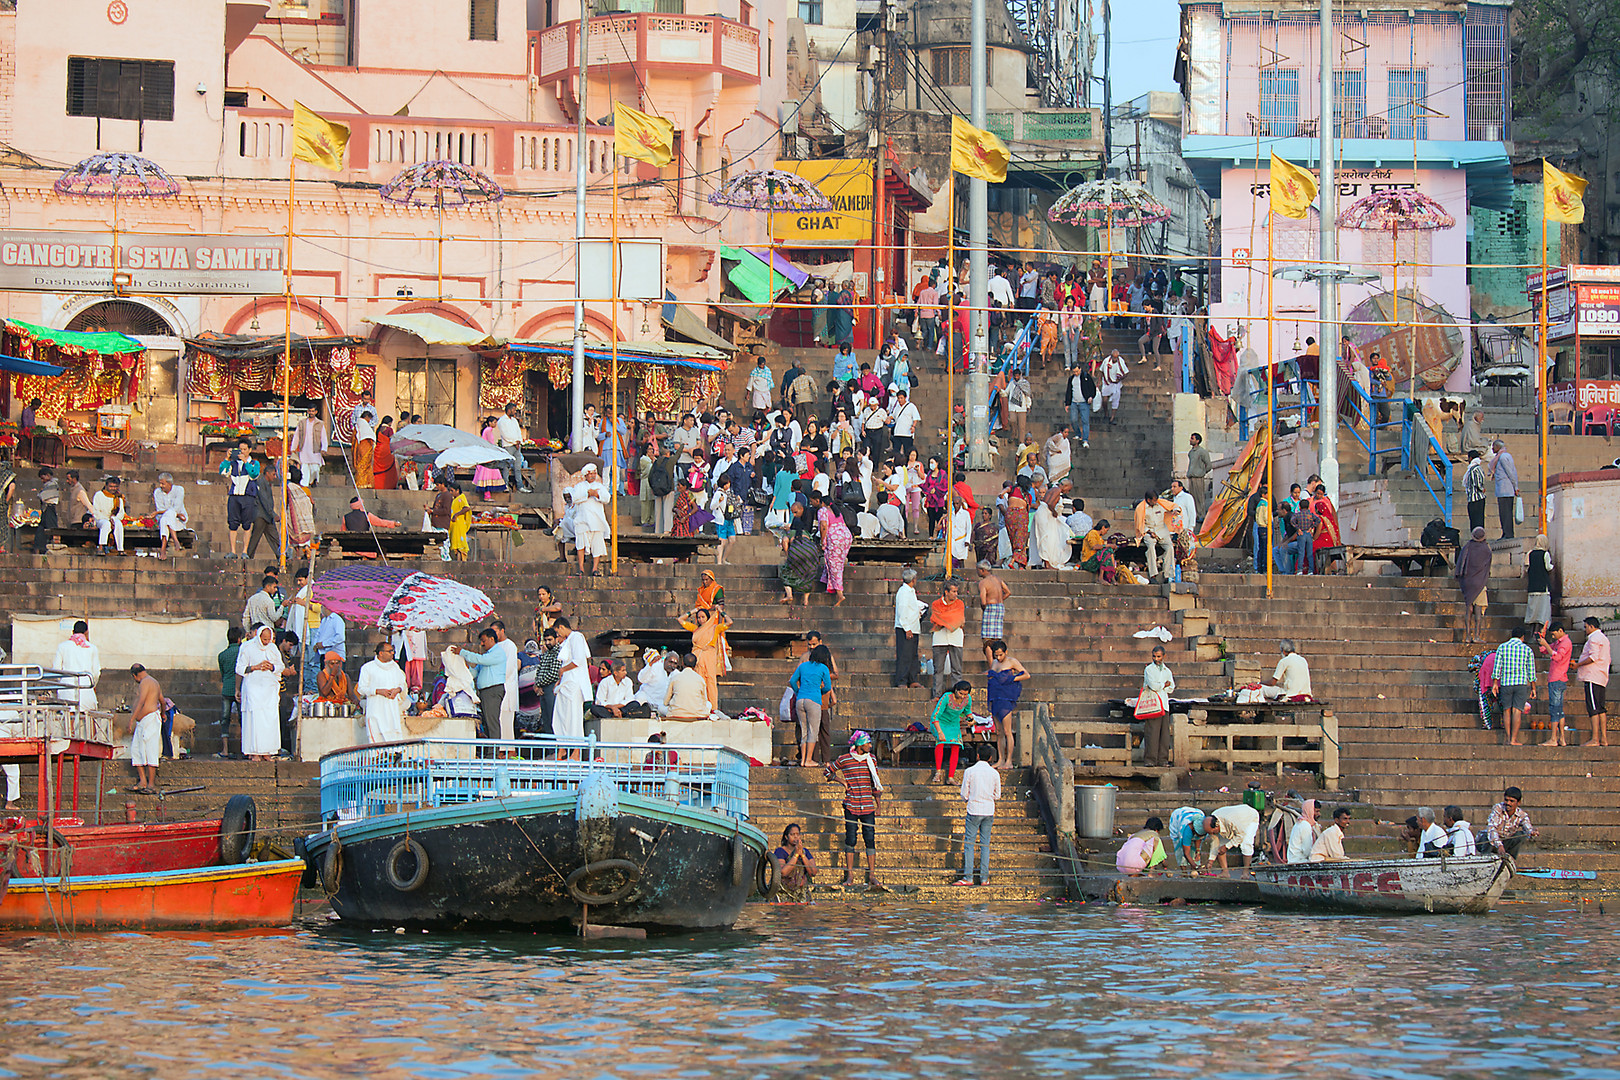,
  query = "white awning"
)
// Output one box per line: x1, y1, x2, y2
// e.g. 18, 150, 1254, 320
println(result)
365, 312, 504, 348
